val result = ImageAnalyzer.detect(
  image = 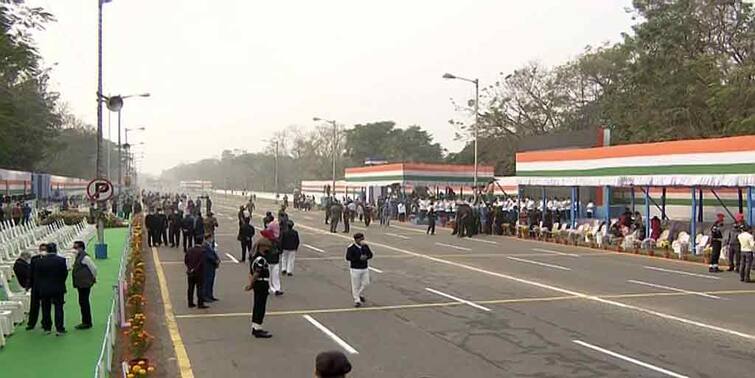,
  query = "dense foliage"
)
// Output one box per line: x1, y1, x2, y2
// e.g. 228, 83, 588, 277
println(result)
450, 0, 755, 174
